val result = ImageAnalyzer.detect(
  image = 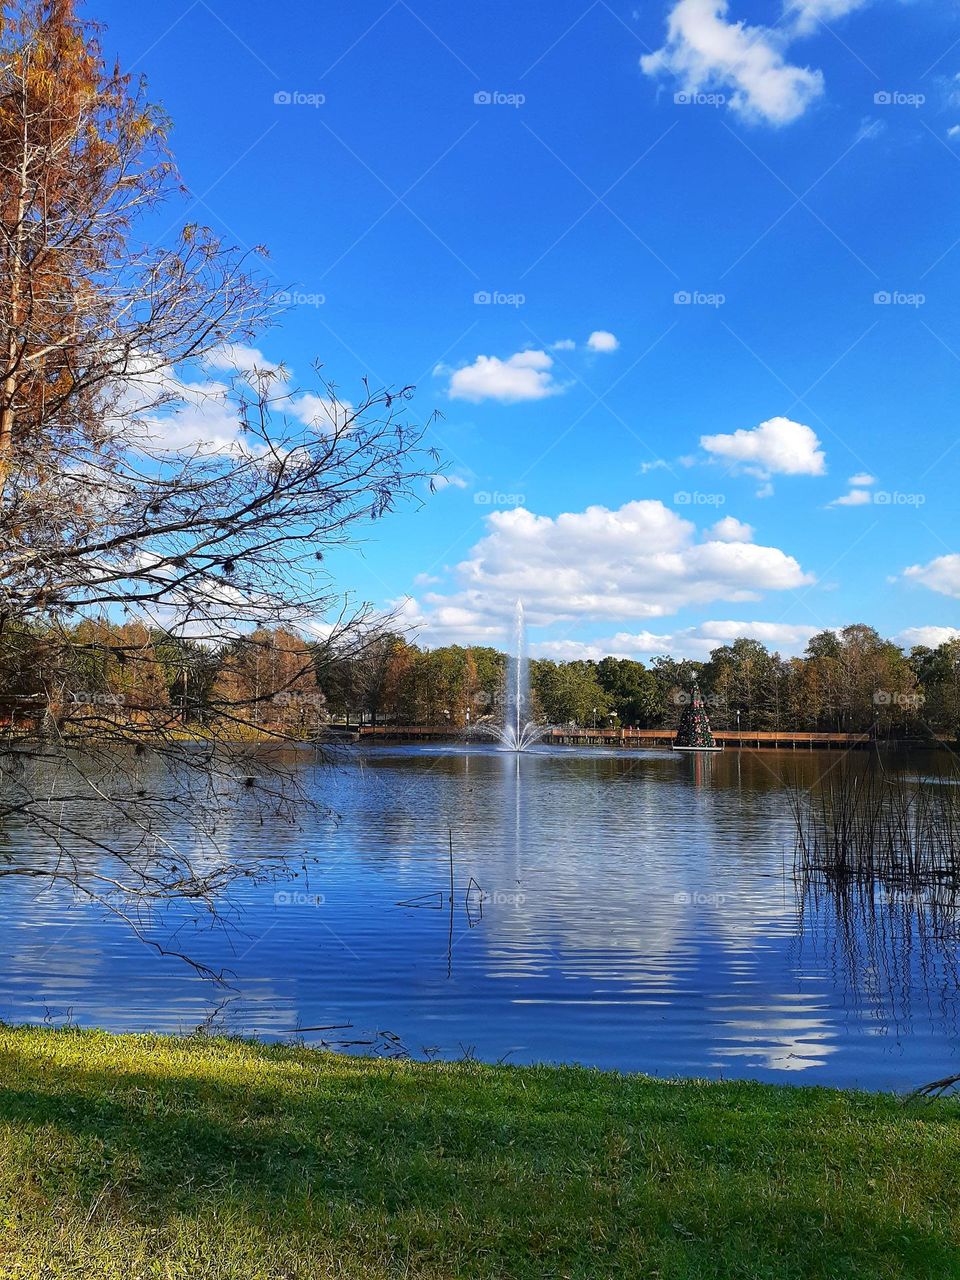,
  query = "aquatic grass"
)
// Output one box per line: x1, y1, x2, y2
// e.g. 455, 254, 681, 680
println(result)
792, 760, 960, 892
1, 1026, 959, 1278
